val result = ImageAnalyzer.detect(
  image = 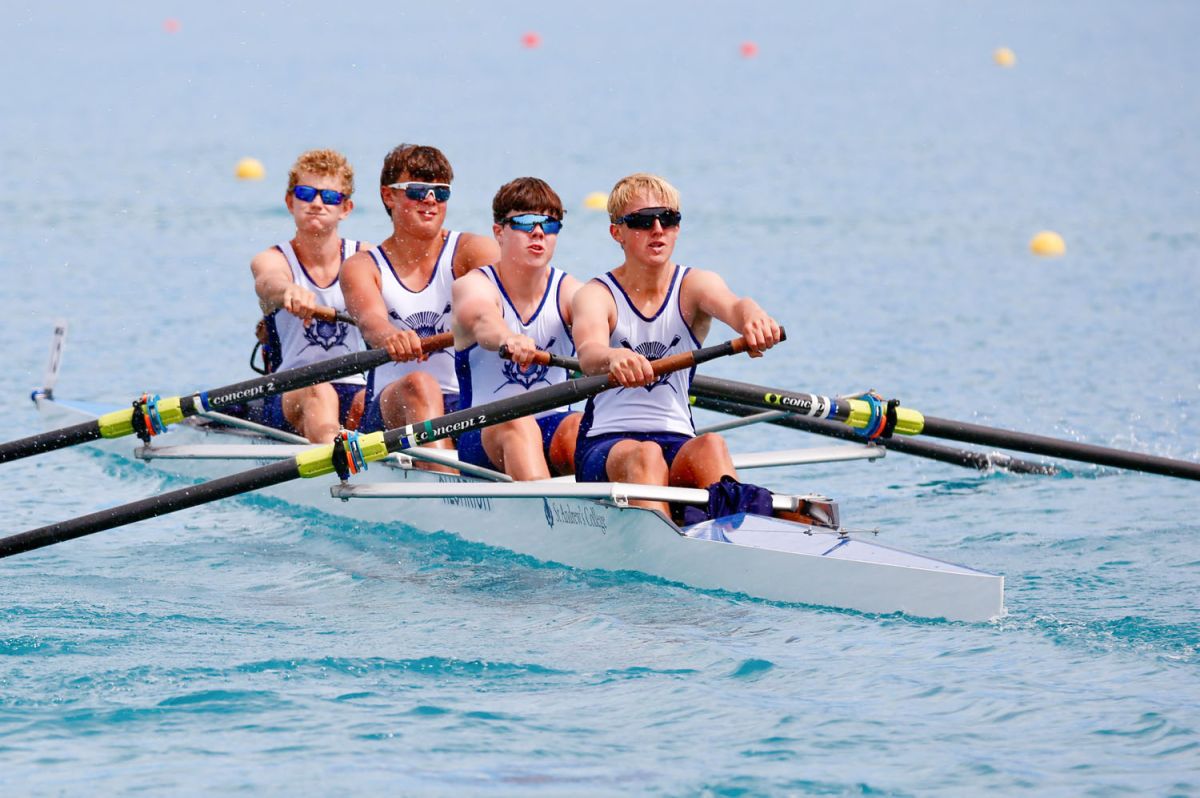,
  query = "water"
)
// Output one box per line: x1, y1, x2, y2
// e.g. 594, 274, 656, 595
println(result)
2, 1, 1199, 794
